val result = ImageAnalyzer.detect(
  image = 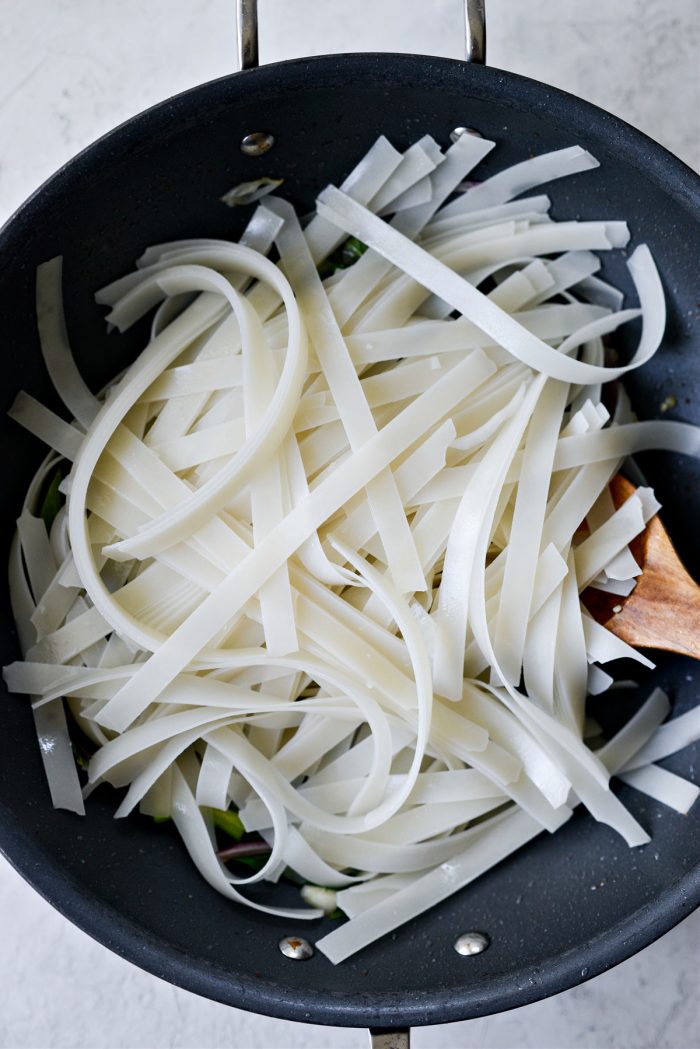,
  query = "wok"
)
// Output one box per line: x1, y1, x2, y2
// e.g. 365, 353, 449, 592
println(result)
0, 0, 699, 1041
